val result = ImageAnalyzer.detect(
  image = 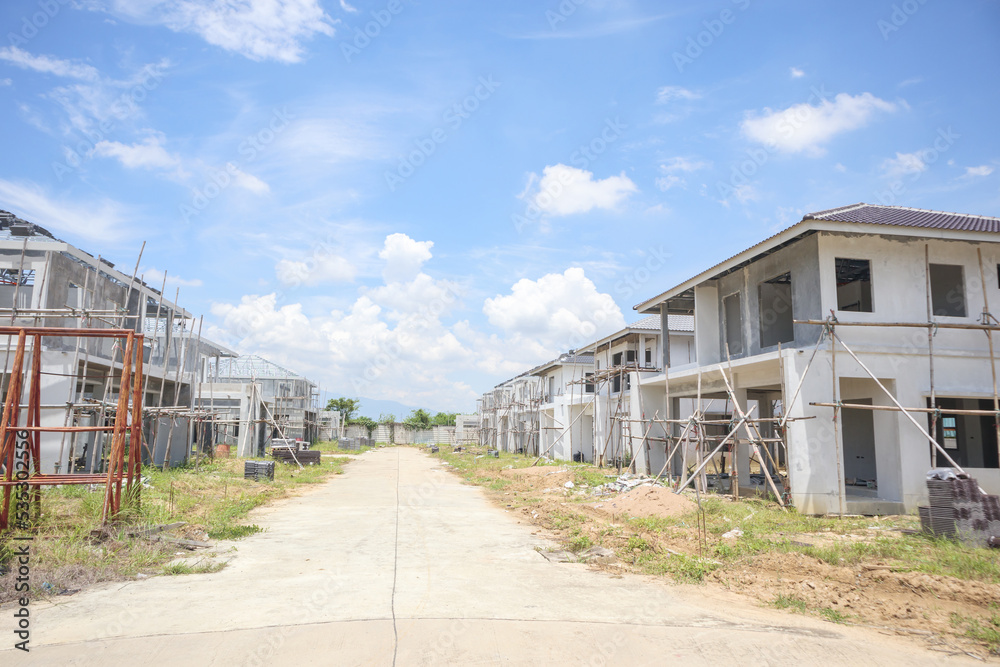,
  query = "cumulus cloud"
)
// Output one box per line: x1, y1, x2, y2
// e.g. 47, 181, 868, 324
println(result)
379, 233, 433, 283
789, 67, 805, 78
523, 164, 637, 217
208, 259, 626, 410
741, 92, 897, 156
881, 151, 927, 178
98, 0, 337, 63
0, 46, 100, 81
483, 267, 625, 350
